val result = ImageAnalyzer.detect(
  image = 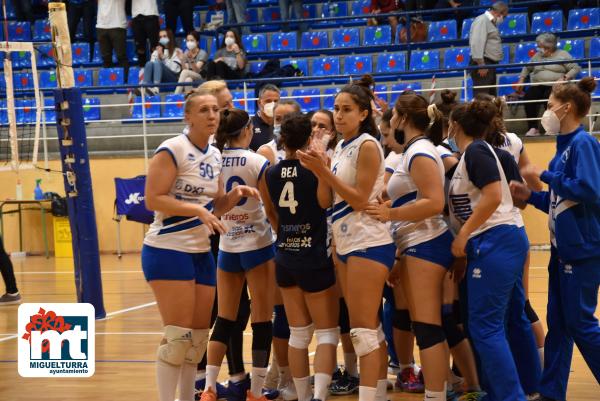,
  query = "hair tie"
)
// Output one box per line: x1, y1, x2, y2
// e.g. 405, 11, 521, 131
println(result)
427, 104, 438, 122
